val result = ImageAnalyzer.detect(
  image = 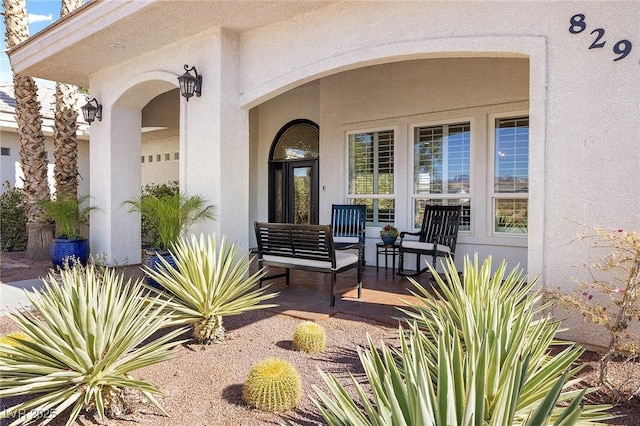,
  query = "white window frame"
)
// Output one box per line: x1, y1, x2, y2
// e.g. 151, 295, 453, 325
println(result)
489, 111, 529, 237
409, 117, 474, 232
345, 126, 396, 227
